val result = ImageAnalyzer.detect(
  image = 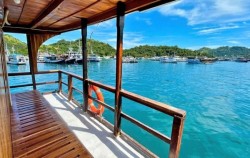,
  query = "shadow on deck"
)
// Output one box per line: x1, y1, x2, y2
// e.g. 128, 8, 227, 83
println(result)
43, 92, 148, 158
